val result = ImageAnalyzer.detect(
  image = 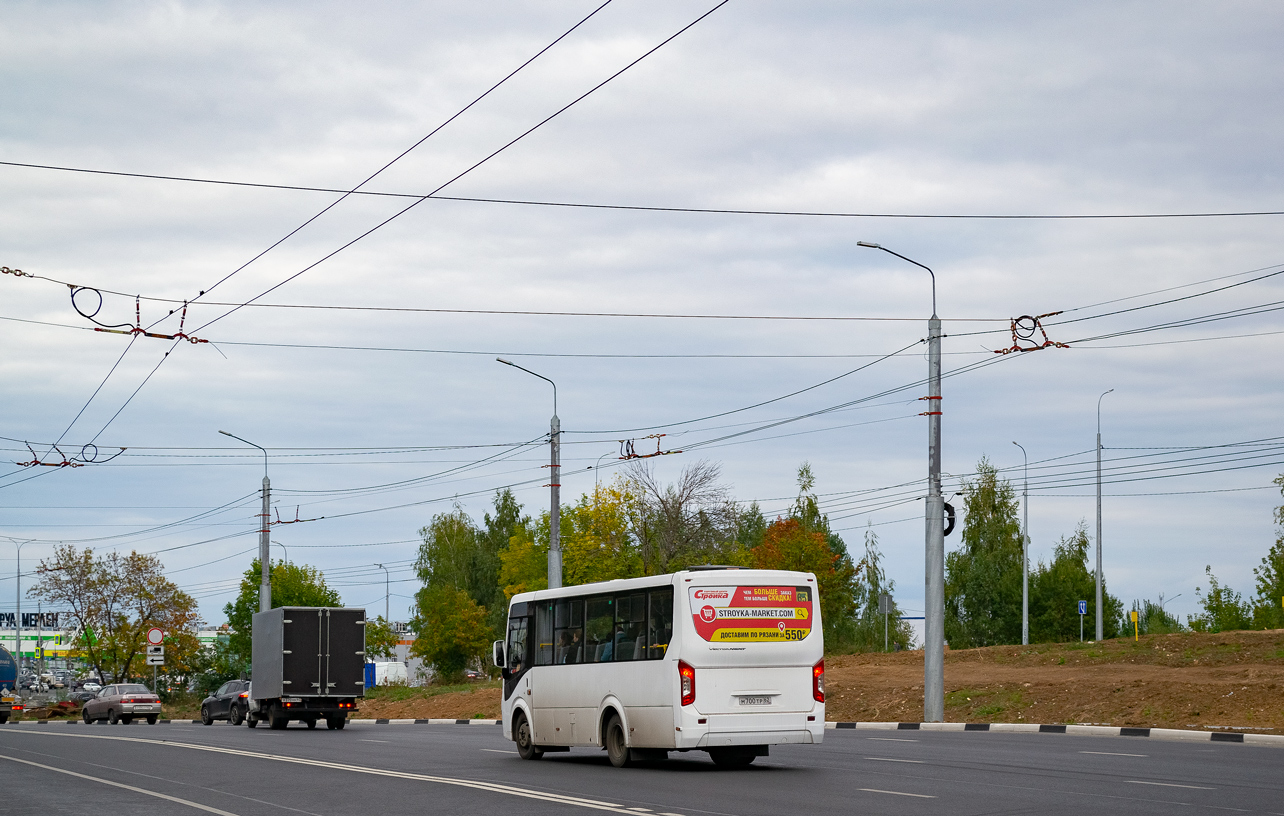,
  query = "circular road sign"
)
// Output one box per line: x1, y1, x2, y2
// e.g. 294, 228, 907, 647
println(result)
145, 628, 164, 646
